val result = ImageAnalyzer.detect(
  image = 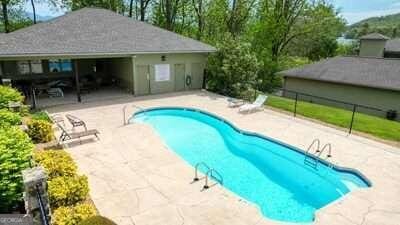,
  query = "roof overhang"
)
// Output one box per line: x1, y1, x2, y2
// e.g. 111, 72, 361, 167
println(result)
0, 50, 216, 60
283, 75, 400, 92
